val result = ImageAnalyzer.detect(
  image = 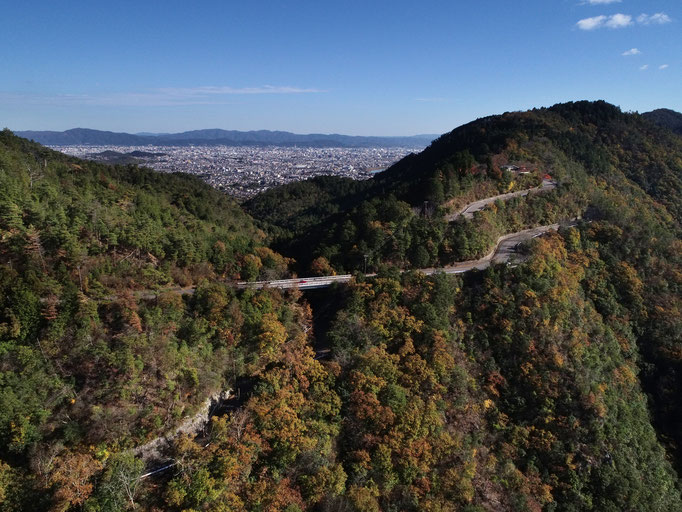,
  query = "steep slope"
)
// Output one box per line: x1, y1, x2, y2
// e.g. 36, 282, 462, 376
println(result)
248, 101, 682, 274
4, 101, 682, 511
154, 160, 682, 510
245, 101, 682, 494
0, 129, 299, 509
313, 228, 682, 511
